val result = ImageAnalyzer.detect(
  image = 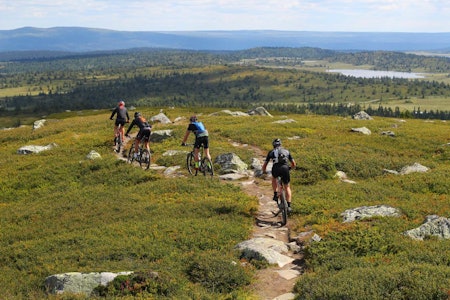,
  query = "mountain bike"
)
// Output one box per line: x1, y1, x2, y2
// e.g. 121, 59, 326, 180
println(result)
113, 124, 124, 153
185, 144, 213, 176
272, 175, 288, 226
126, 136, 151, 170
